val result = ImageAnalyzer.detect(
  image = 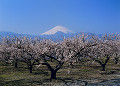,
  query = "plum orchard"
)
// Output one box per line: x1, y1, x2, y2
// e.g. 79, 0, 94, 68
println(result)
0, 33, 120, 79
88, 34, 120, 71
